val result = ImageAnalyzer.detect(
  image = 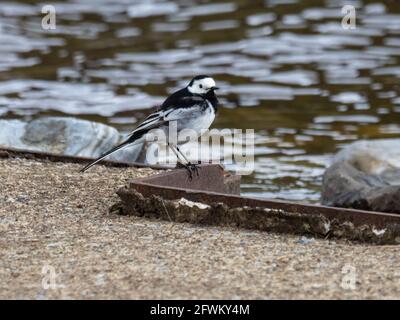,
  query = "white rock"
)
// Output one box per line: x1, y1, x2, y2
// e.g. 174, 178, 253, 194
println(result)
176, 198, 210, 210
